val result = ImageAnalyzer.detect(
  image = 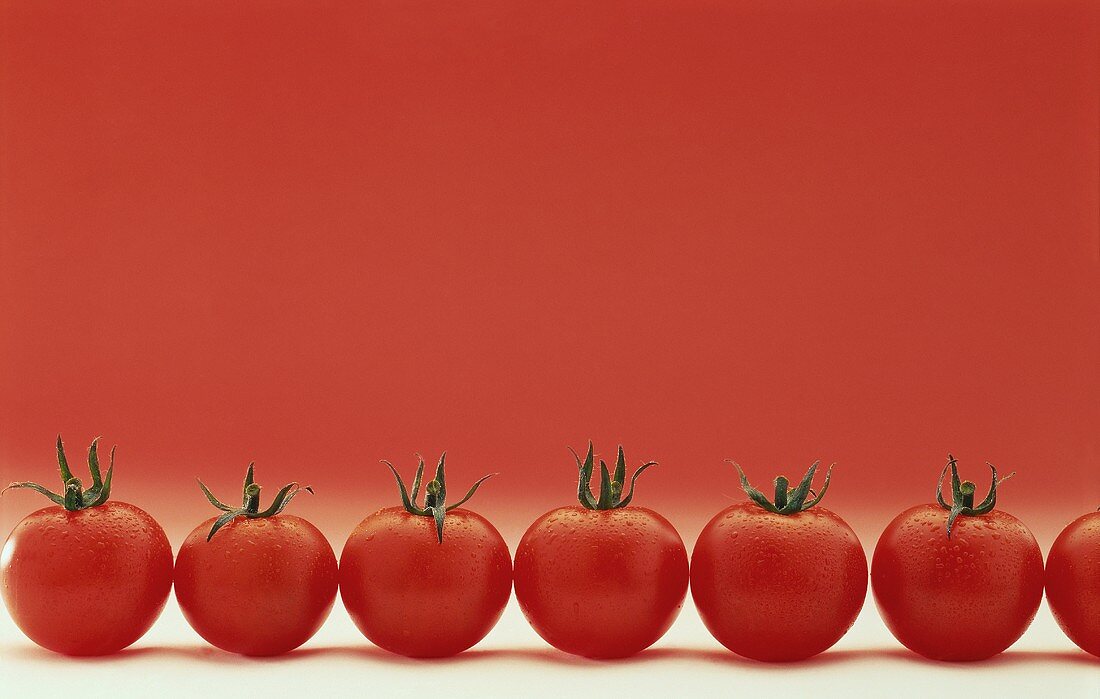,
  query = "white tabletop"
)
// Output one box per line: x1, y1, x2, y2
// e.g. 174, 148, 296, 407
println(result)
2, 591, 1096, 699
